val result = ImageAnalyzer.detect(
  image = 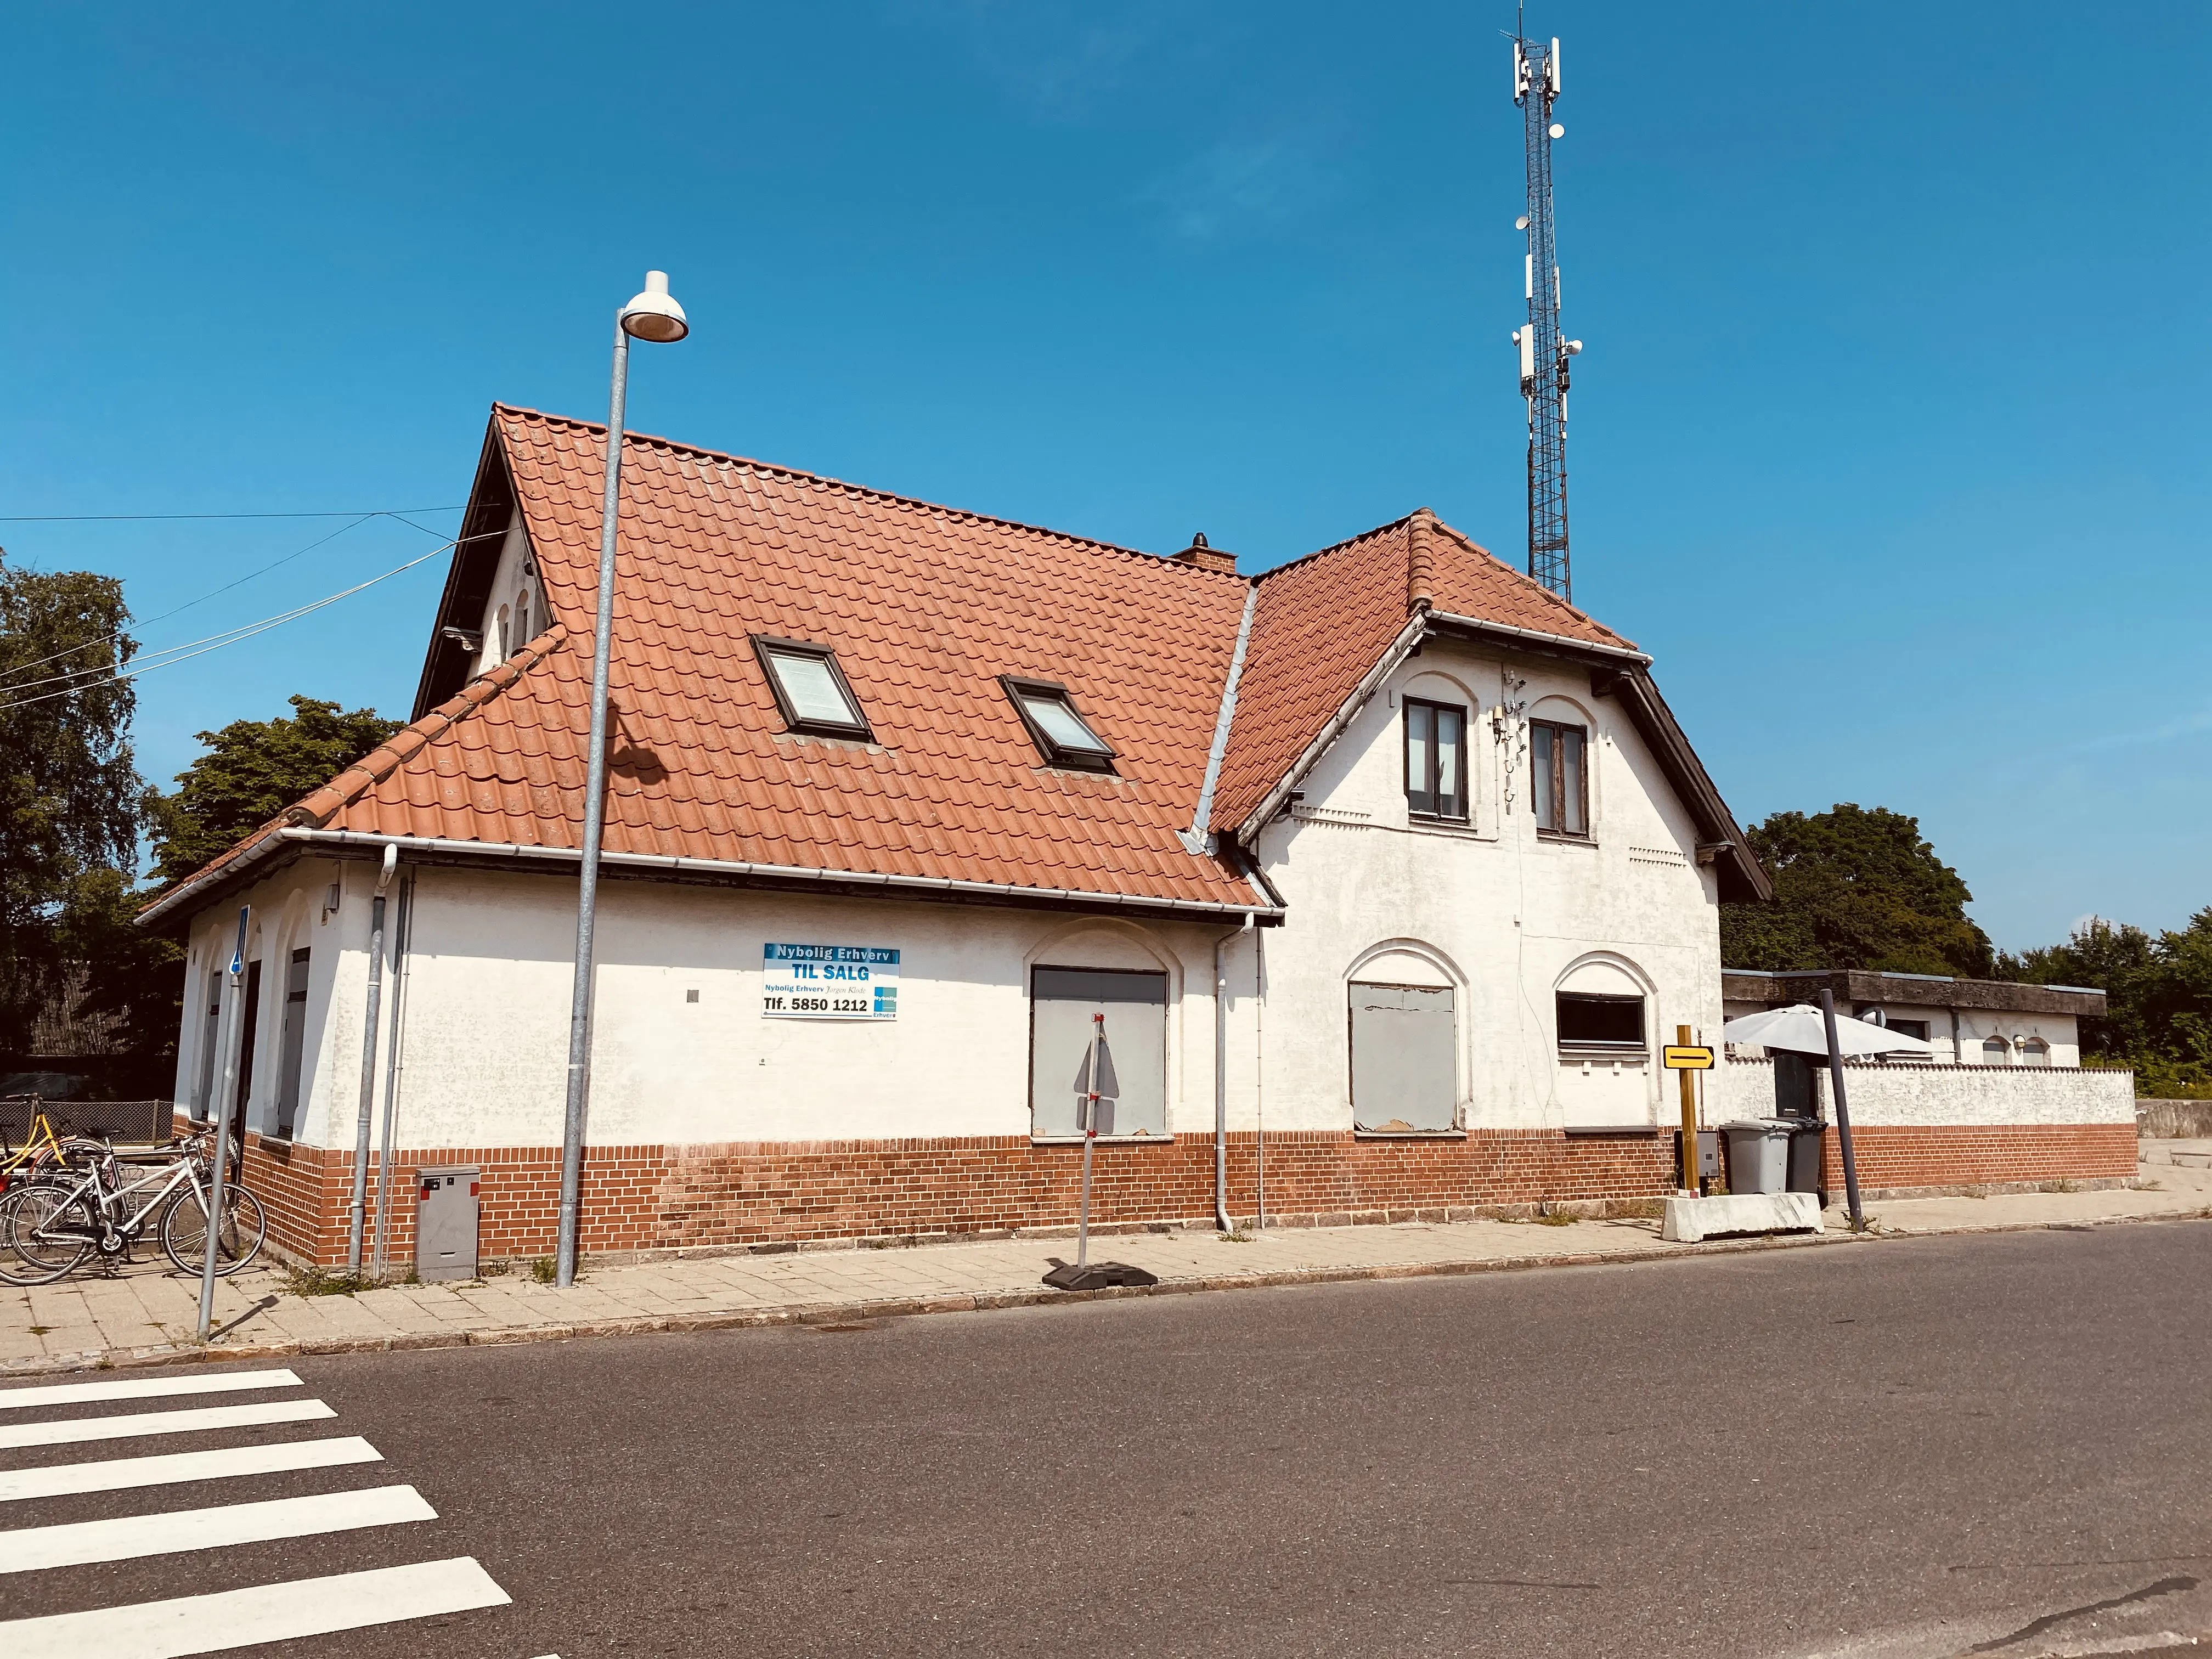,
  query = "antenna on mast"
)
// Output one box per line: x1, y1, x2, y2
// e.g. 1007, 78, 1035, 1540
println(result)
1510, 28, 1580, 601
